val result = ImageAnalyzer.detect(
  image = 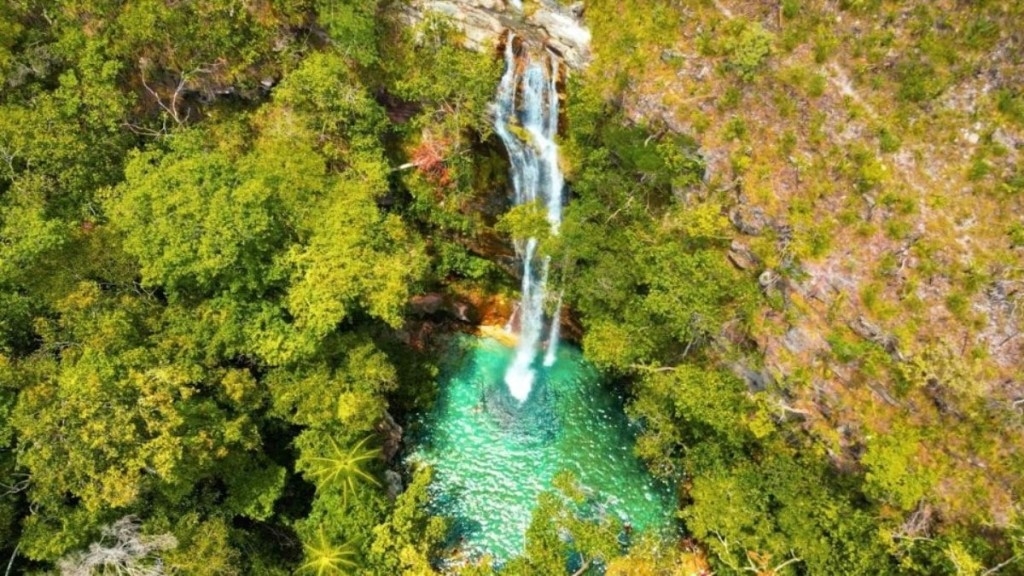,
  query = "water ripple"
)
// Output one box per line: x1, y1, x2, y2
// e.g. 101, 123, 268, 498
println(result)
410, 337, 675, 561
